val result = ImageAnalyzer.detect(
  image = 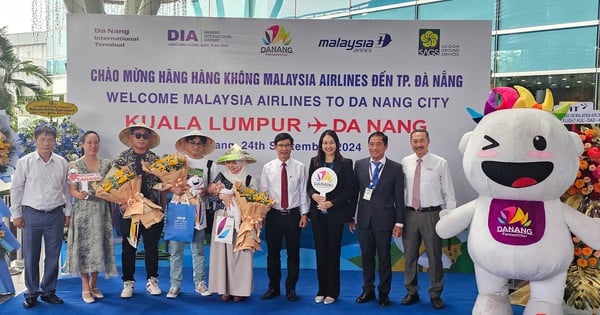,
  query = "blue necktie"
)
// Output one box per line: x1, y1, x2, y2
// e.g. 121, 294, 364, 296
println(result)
370, 161, 381, 189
